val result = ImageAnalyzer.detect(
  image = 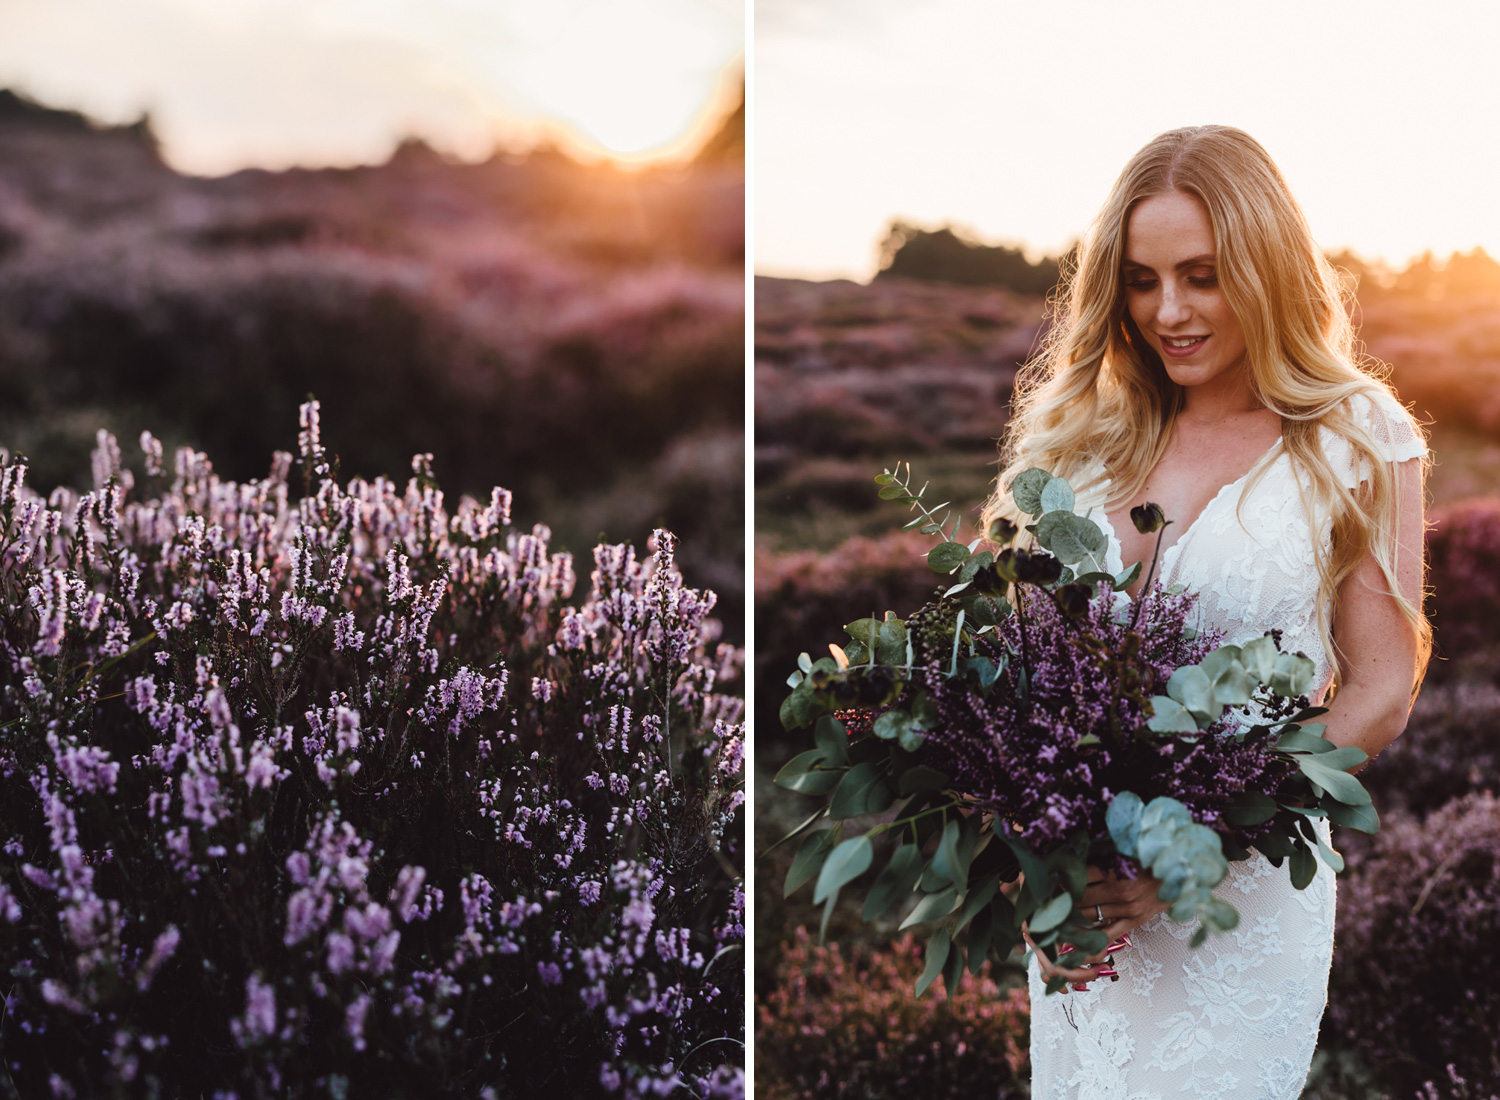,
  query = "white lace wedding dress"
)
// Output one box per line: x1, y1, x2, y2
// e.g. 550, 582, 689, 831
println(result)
1026, 389, 1425, 1100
